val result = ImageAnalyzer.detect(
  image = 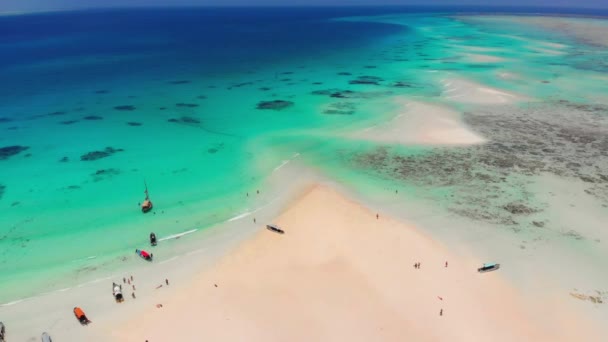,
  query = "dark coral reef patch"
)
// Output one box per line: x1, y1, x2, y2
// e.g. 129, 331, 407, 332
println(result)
80, 147, 124, 161
349, 76, 383, 85
114, 105, 136, 111
256, 100, 294, 110
127, 122, 142, 126
0, 145, 29, 160
176, 103, 199, 108
83, 115, 103, 120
